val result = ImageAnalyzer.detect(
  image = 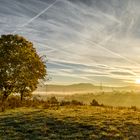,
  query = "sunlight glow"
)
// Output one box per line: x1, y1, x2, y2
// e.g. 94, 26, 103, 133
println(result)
135, 79, 140, 84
